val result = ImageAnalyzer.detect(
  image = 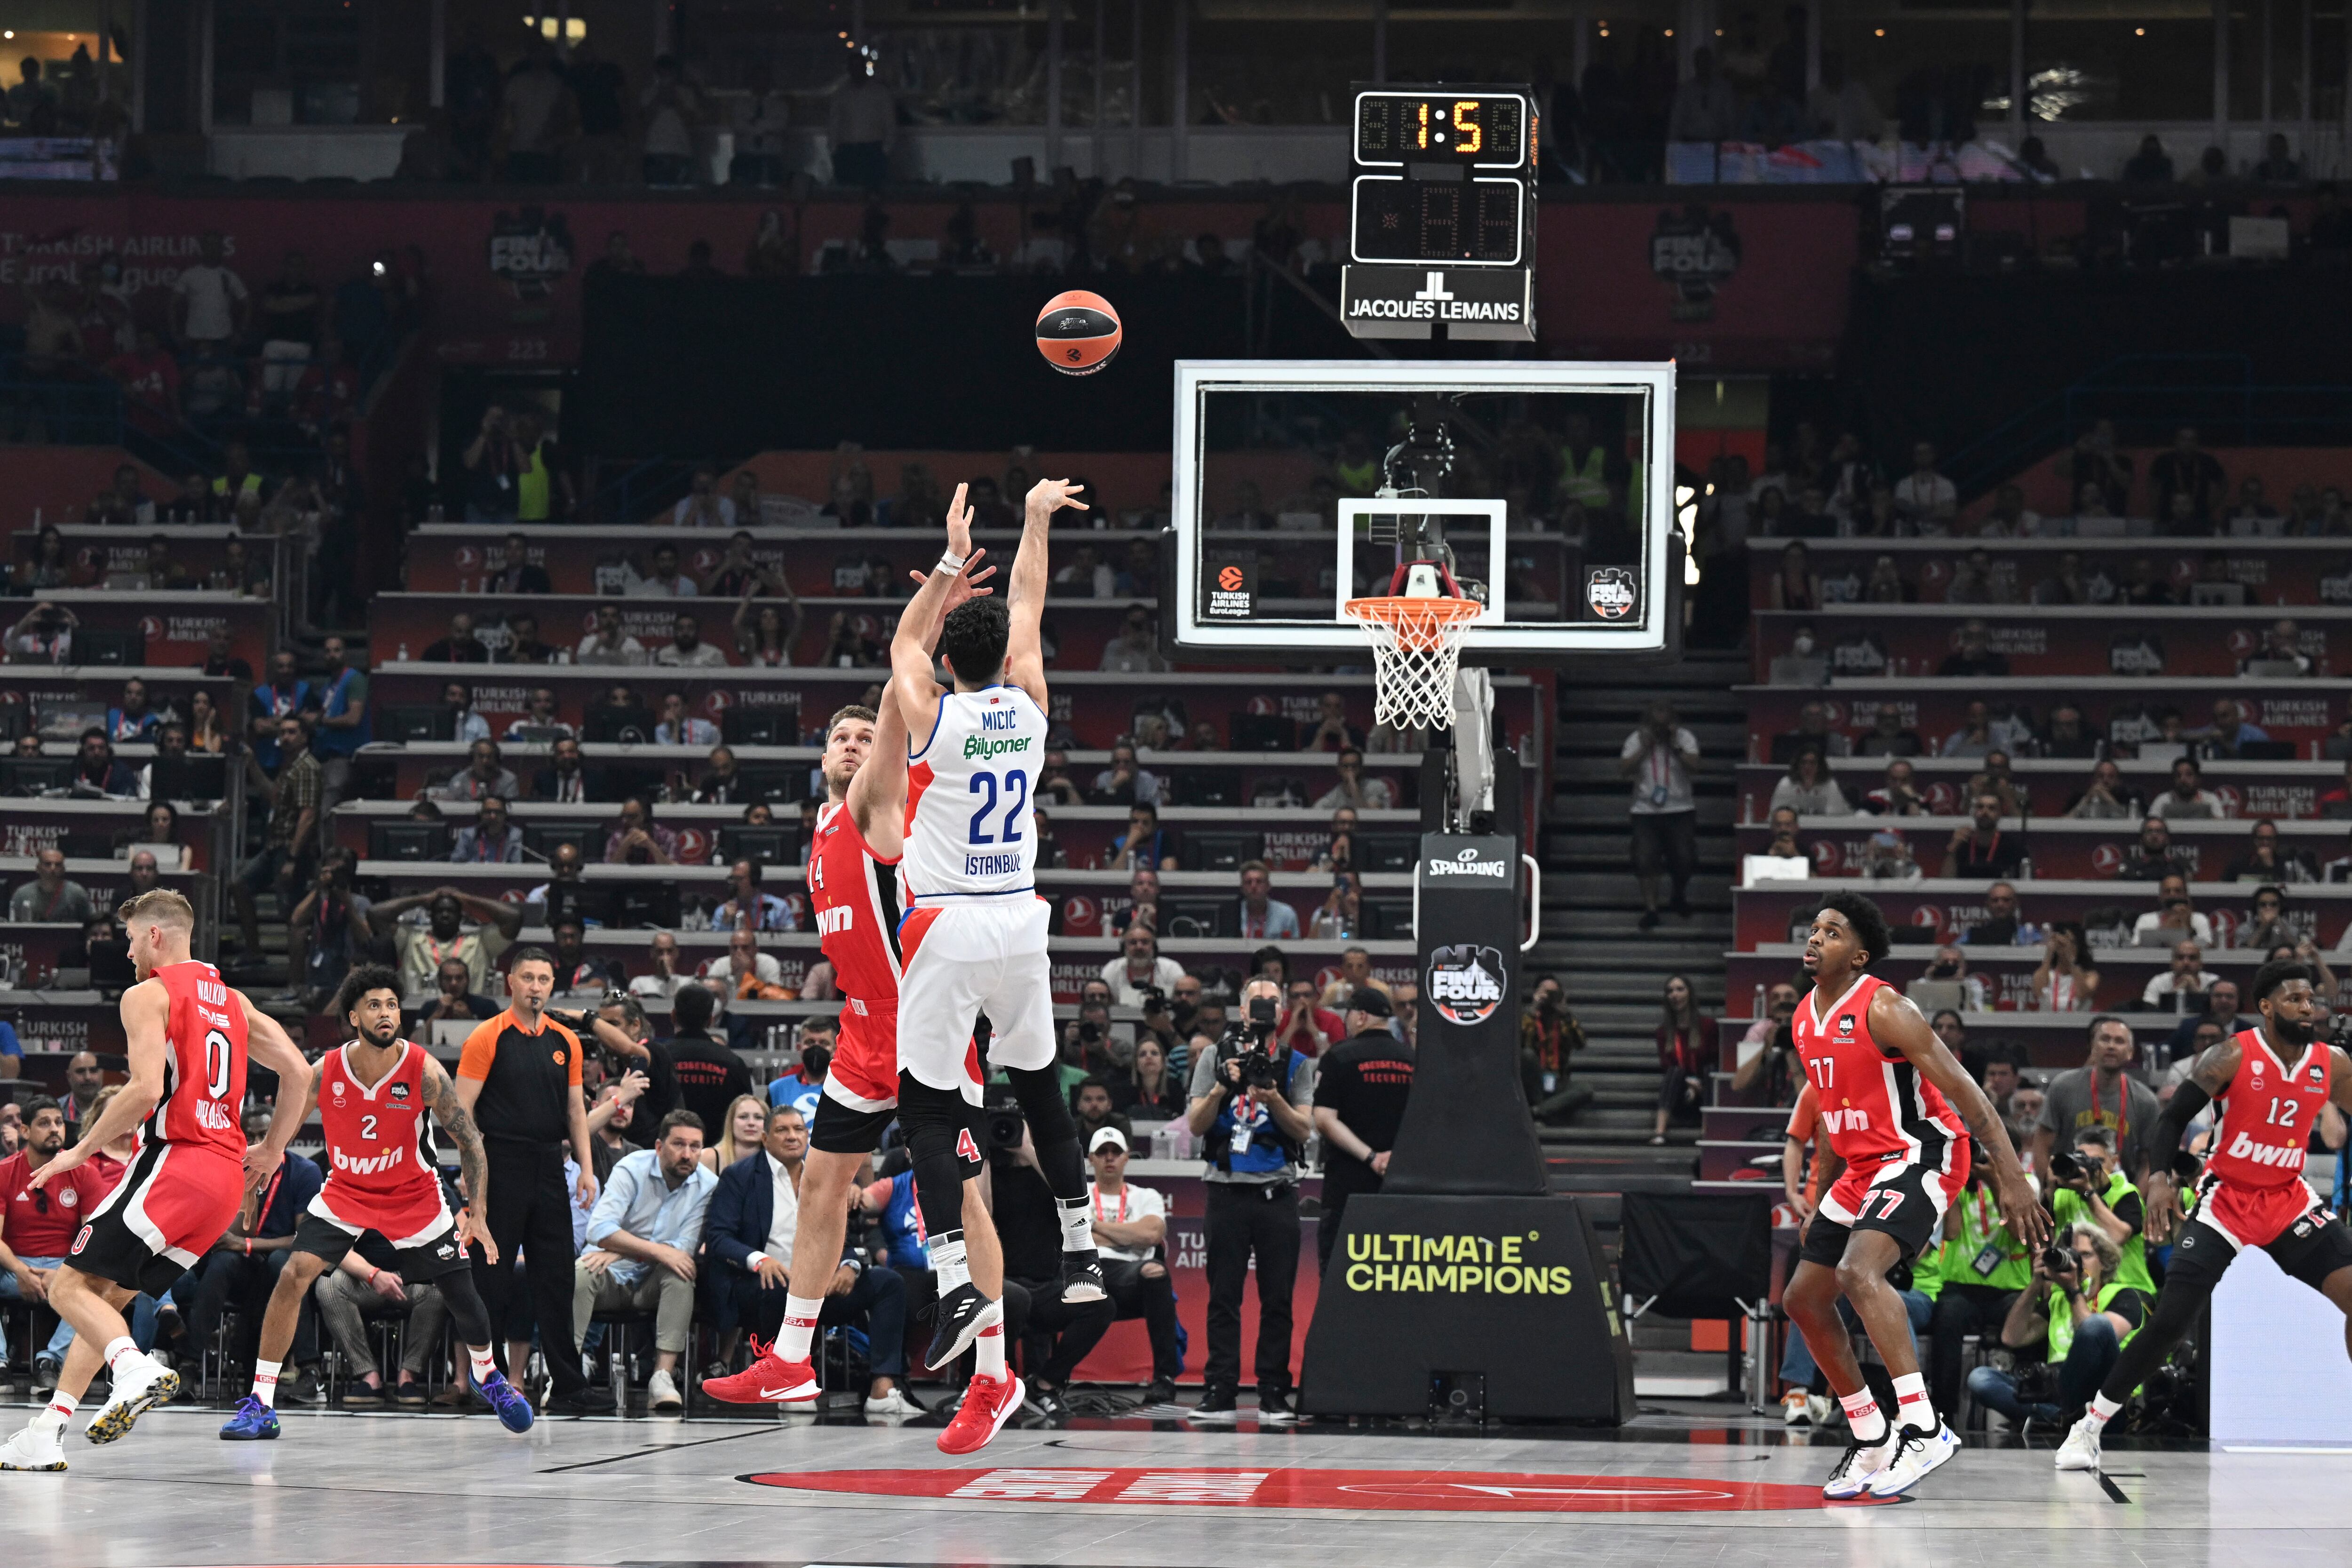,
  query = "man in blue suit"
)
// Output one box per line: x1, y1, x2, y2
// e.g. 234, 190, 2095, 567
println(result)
702, 1104, 916, 1416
